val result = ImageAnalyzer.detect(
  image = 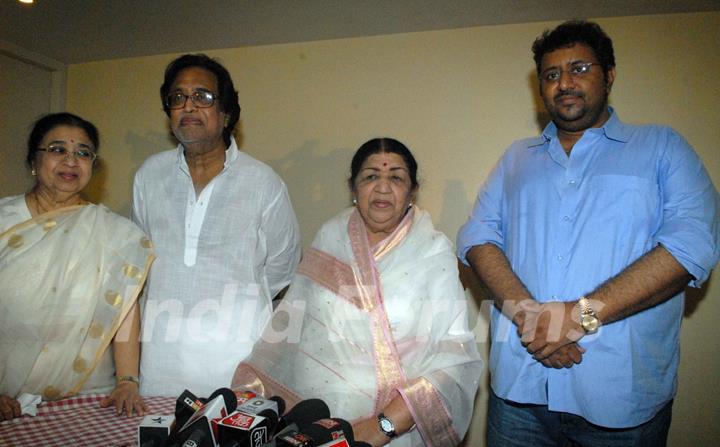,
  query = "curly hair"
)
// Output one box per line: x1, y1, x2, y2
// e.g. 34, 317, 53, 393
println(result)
532, 20, 615, 77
